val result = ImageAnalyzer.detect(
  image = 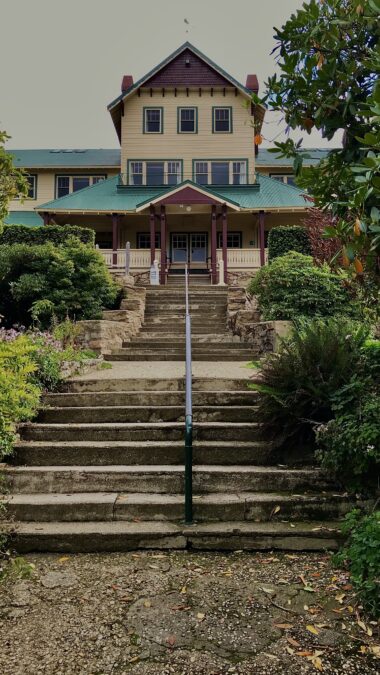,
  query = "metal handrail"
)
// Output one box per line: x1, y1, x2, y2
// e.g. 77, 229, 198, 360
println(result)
184, 264, 193, 524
